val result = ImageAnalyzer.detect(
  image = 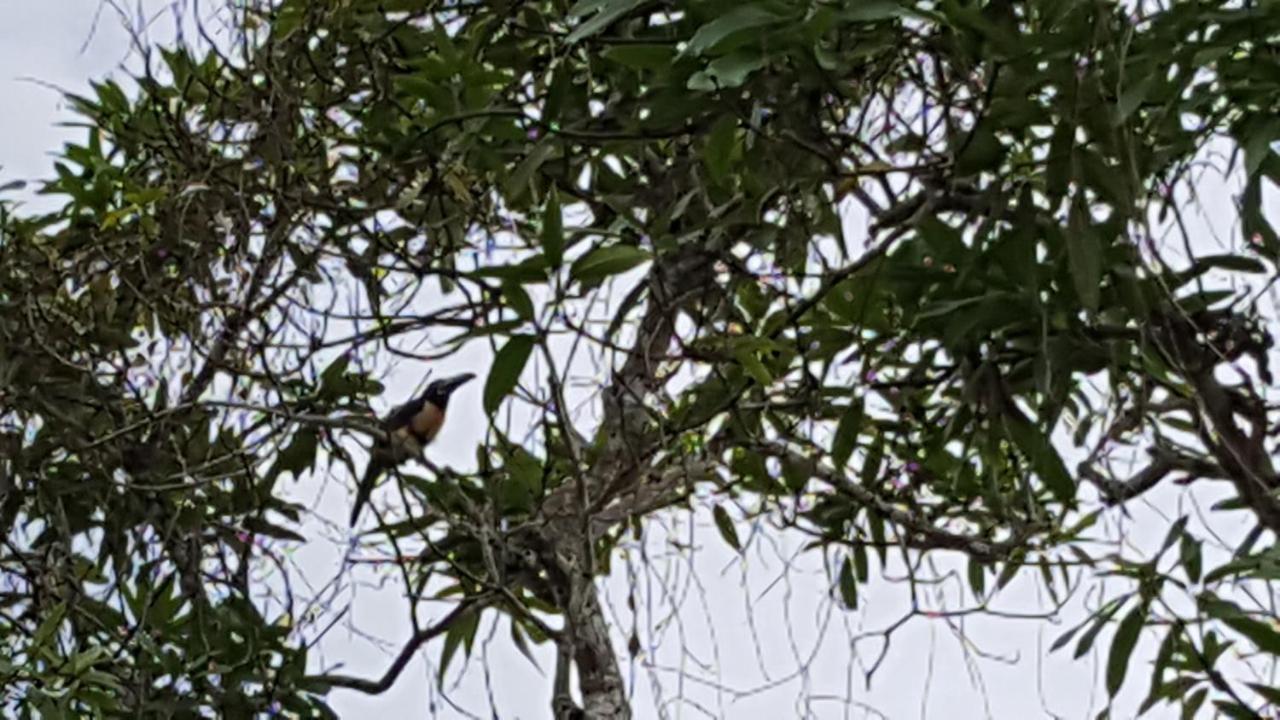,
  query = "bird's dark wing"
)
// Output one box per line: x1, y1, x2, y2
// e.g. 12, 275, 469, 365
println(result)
349, 453, 384, 527
350, 398, 425, 528
383, 398, 424, 433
